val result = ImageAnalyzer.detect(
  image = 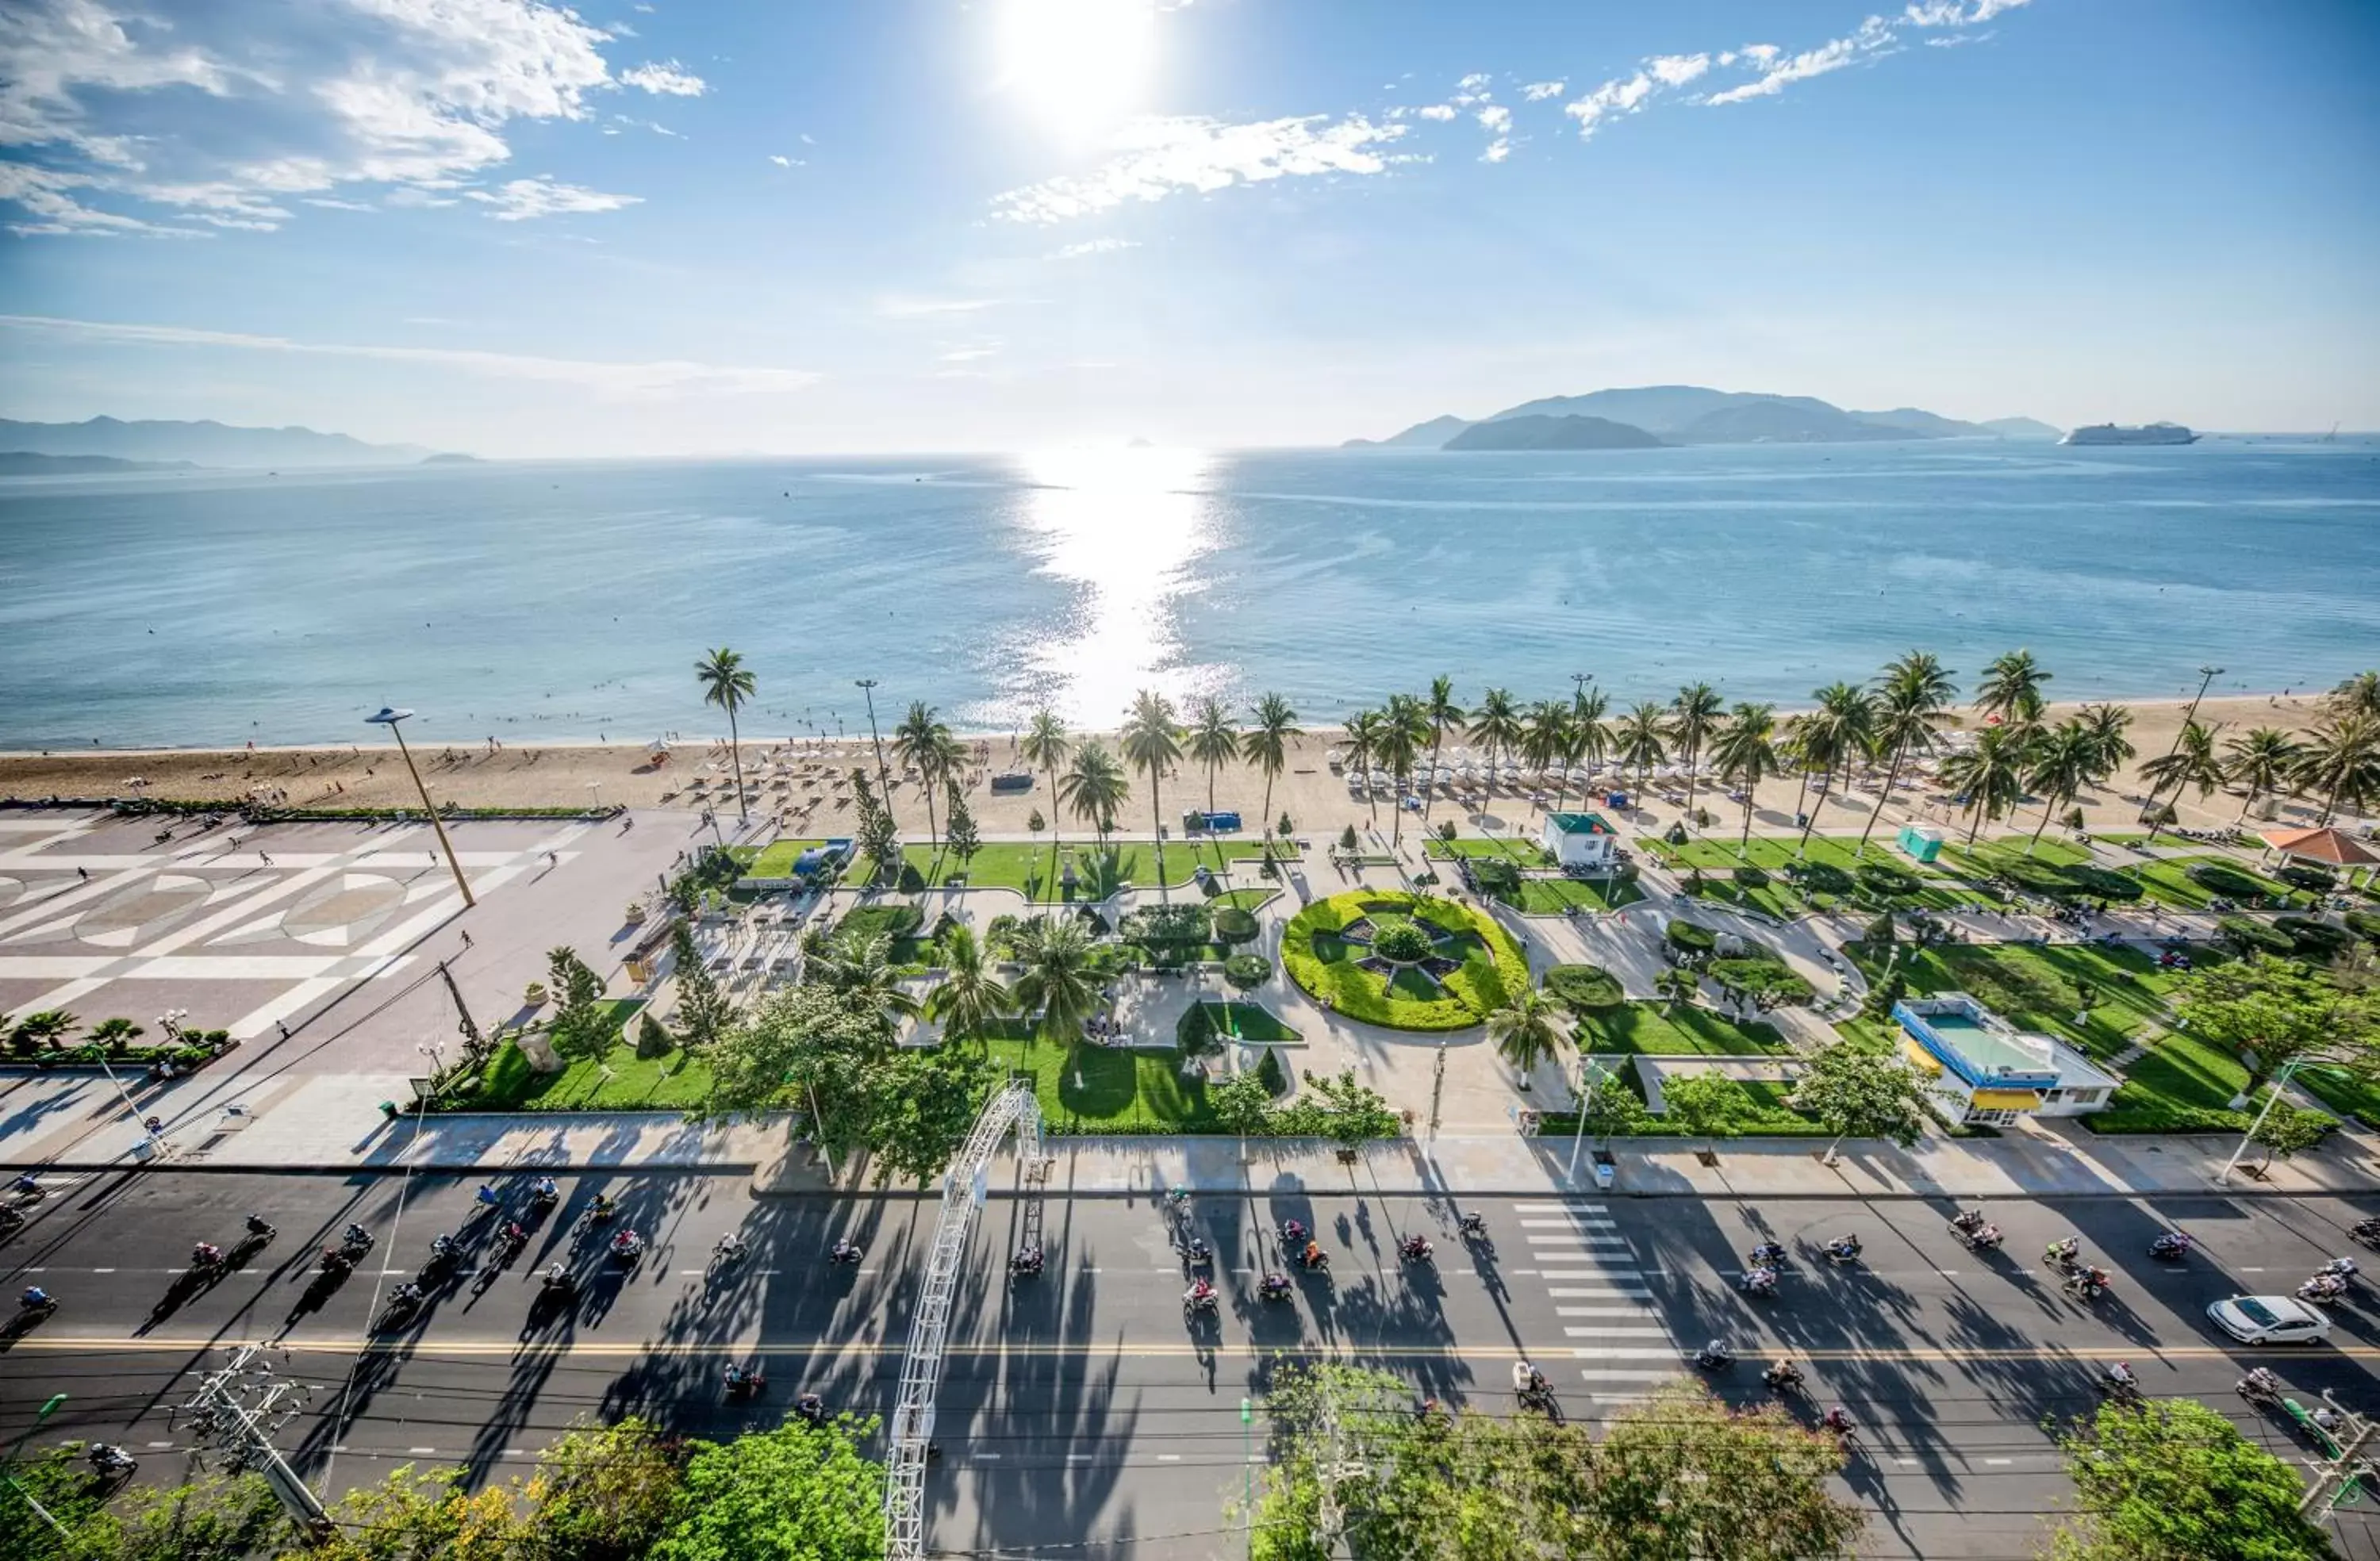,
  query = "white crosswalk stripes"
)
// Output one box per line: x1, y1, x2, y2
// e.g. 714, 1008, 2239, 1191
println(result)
1503, 1202, 1673, 1404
